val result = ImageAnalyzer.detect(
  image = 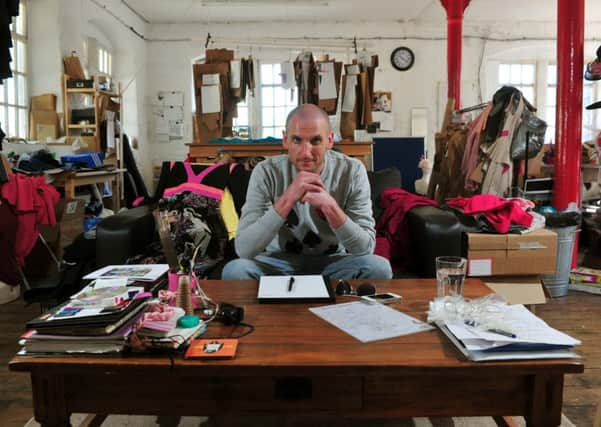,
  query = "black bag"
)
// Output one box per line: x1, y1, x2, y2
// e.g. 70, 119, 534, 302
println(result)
510, 108, 547, 160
